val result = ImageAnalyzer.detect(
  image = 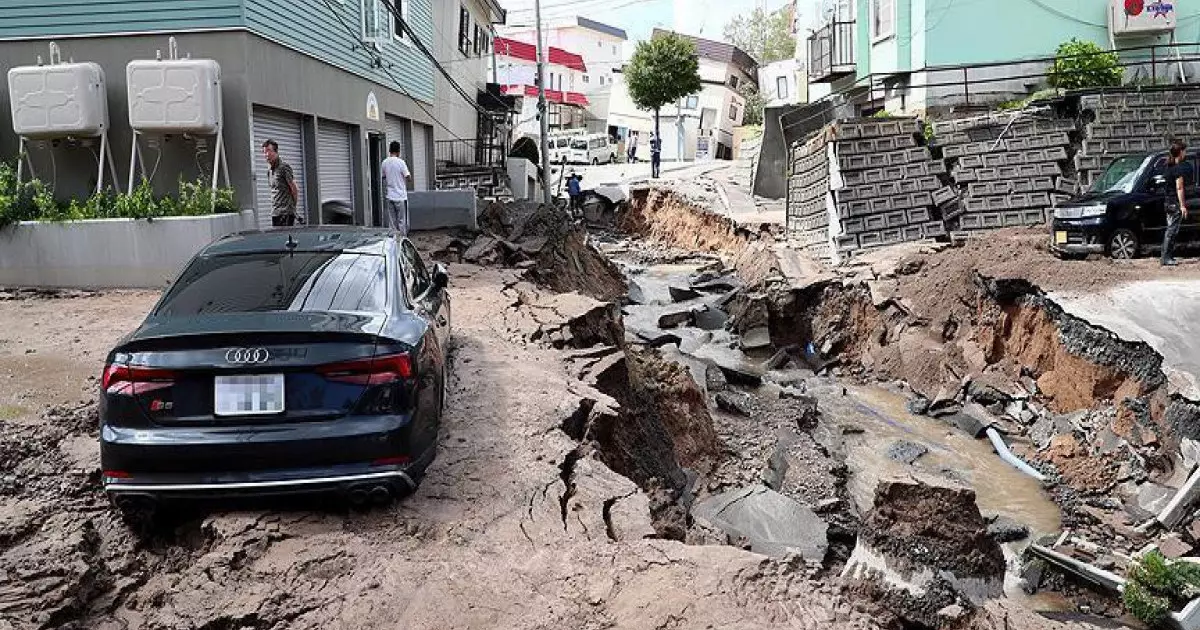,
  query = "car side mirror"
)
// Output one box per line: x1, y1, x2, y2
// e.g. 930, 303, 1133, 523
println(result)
1150, 175, 1167, 191
432, 263, 449, 290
